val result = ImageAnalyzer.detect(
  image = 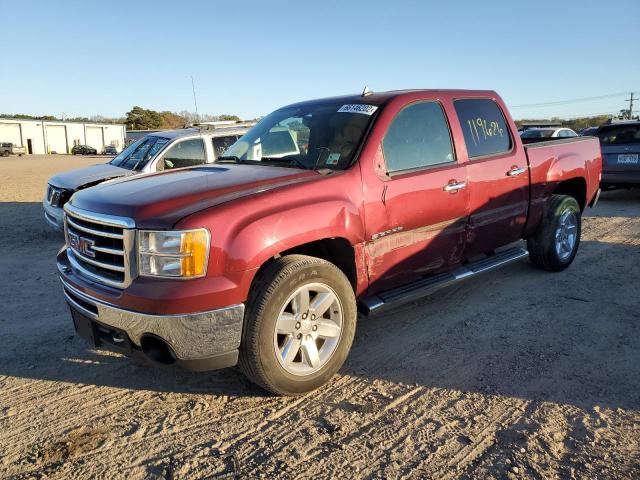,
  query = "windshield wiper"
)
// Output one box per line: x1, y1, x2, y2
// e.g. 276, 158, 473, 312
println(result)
216, 155, 243, 163
259, 156, 308, 169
